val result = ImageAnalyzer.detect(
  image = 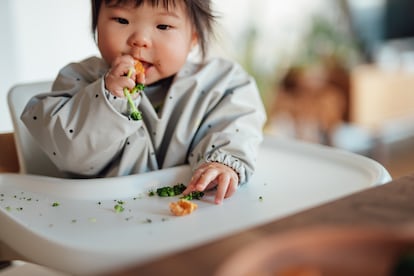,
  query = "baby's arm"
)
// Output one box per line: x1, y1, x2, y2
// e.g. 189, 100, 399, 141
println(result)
183, 162, 239, 204
185, 59, 267, 204
21, 57, 145, 177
